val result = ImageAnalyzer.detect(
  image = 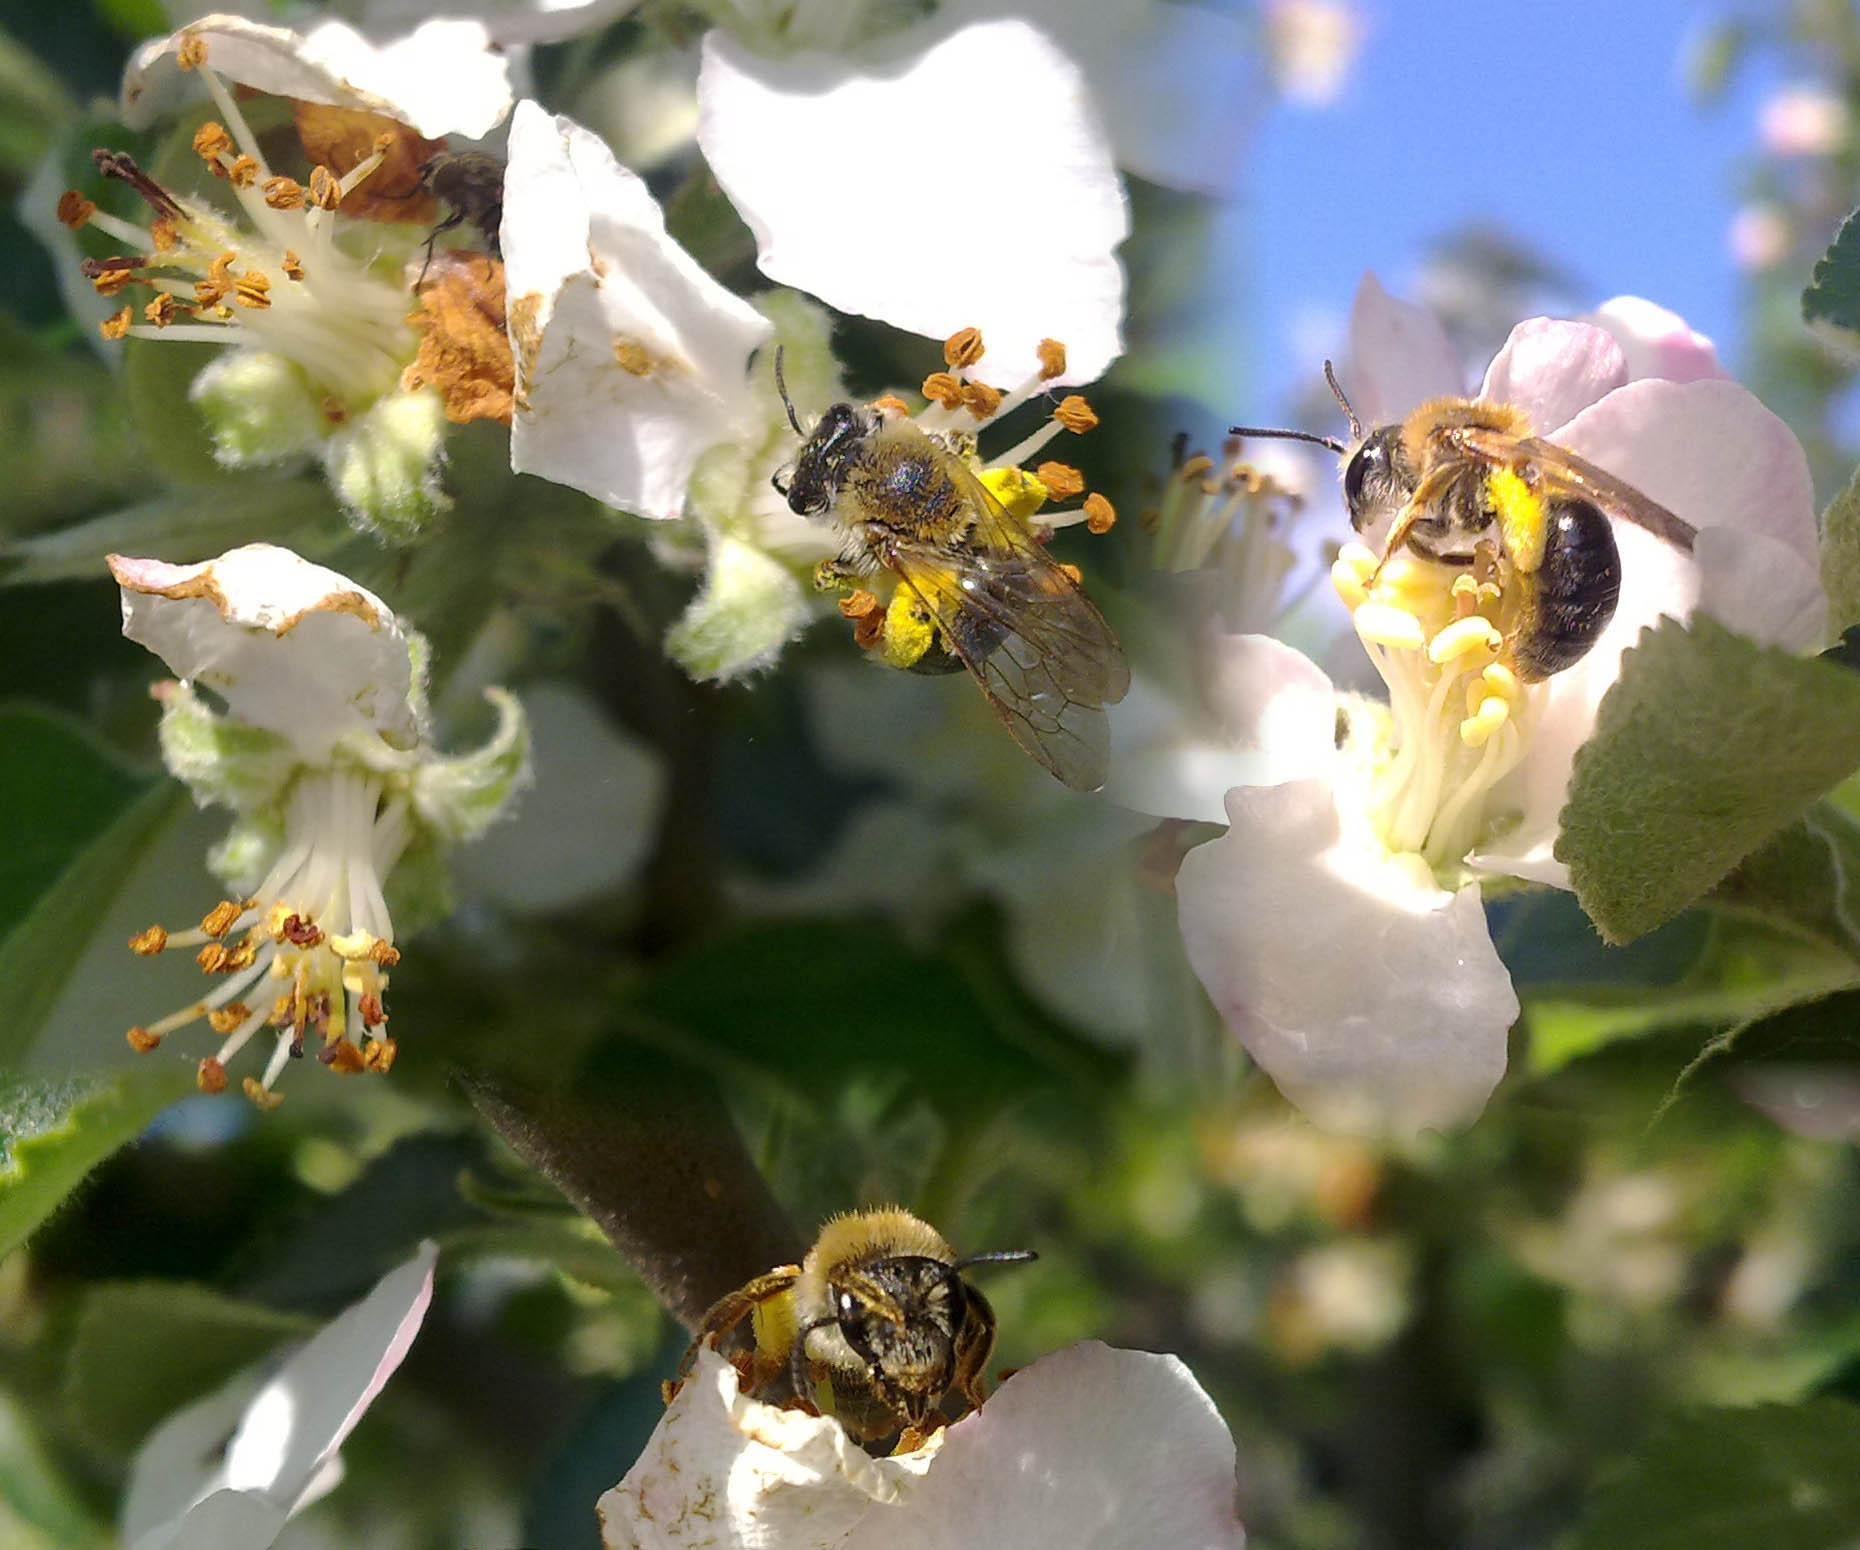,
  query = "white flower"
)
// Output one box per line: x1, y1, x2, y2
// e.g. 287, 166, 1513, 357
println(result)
1167, 276, 1824, 1135
110, 544, 529, 1107
501, 98, 775, 521
598, 1342, 1245, 1548
122, 13, 513, 139
121, 1240, 437, 1550
1262, 0, 1364, 106
71, 19, 498, 534
695, 18, 1128, 387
